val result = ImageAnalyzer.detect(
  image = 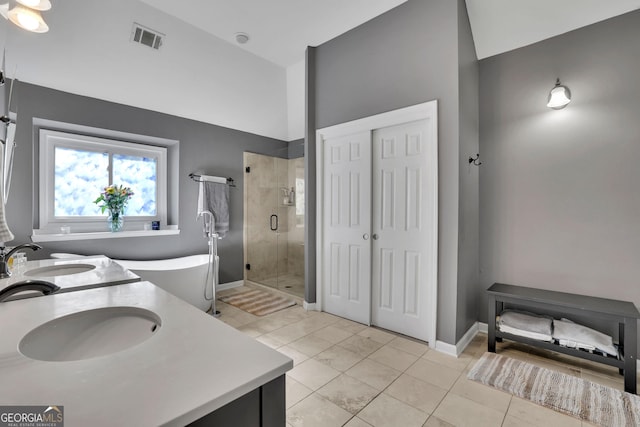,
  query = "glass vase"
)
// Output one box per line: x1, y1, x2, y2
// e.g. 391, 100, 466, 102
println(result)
108, 211, 124, 232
